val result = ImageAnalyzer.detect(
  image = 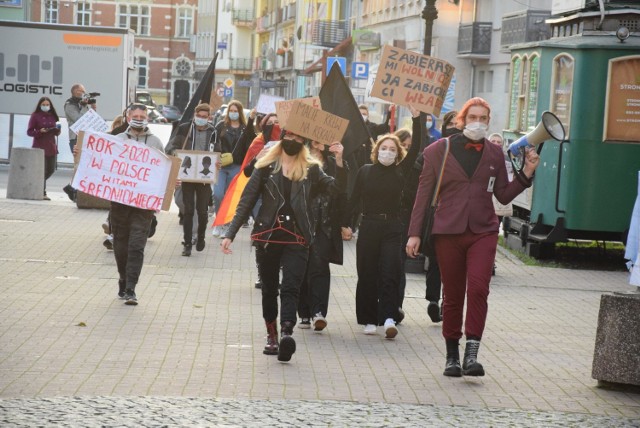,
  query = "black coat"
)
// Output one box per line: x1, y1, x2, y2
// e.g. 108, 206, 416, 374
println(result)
225, 162, 347, 248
